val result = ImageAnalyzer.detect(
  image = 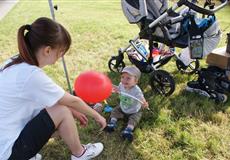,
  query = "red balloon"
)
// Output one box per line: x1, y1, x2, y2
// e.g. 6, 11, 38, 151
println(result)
74, 71, 112, 103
